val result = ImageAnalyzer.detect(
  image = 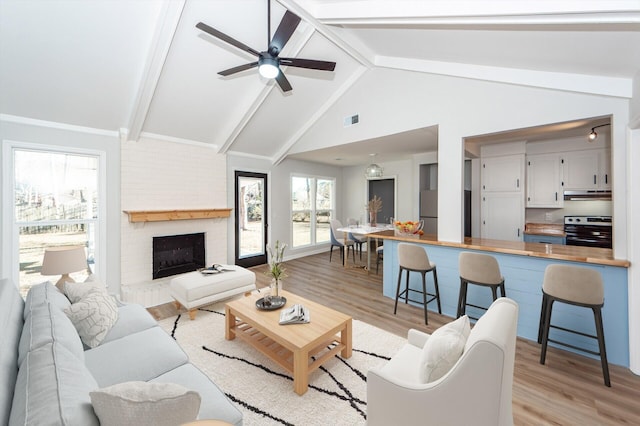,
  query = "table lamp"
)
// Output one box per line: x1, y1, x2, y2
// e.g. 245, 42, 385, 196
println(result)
41, 246, 87, 291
